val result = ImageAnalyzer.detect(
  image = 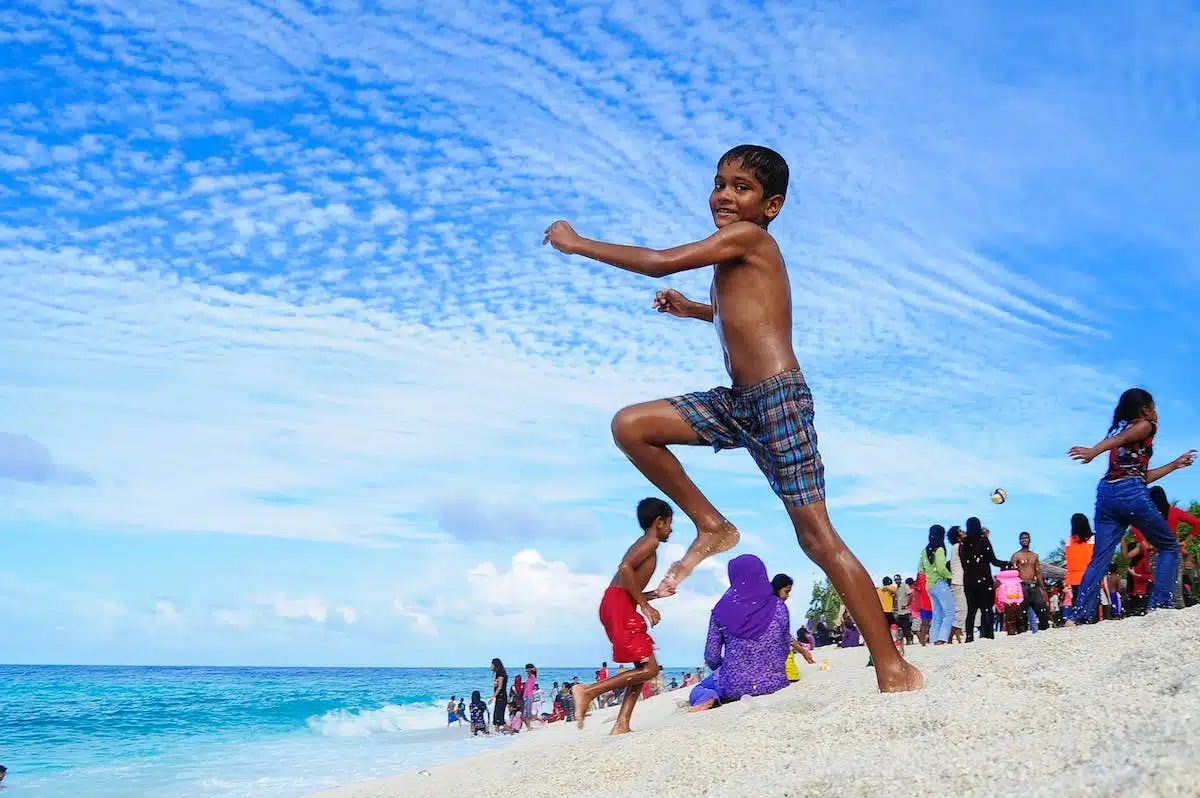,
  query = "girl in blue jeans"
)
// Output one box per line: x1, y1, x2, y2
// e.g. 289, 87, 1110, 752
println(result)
918, 525, 955, 644
1066, 388, 1196, 624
